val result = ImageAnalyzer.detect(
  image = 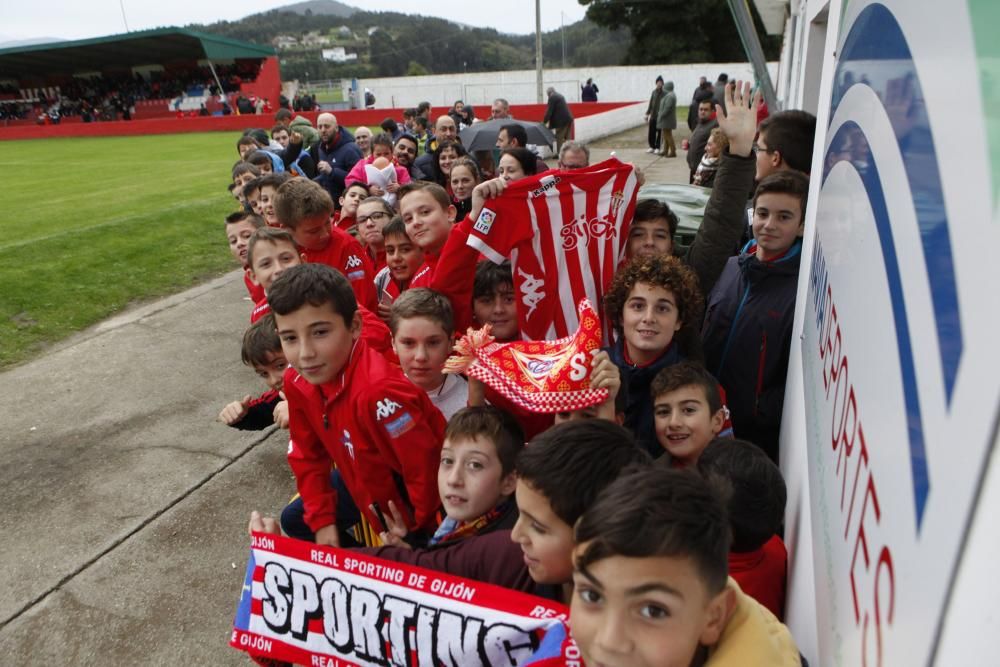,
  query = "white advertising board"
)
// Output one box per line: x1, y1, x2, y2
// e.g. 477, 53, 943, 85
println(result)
795, 0, 1000, 664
